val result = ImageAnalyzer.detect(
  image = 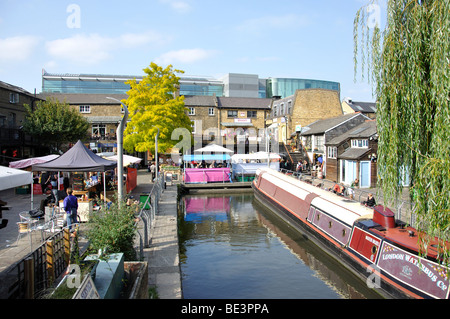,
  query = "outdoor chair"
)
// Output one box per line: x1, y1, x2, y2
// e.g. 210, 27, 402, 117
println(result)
16, 221, 36, 252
